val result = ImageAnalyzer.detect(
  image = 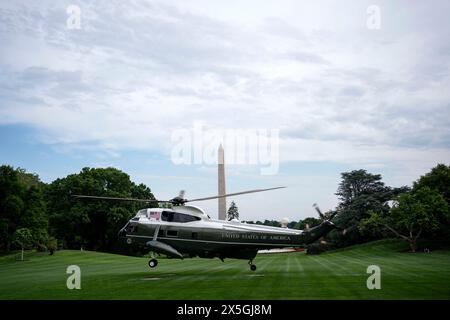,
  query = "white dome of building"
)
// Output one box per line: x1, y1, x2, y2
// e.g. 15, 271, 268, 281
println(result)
280, 217, 290, 228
